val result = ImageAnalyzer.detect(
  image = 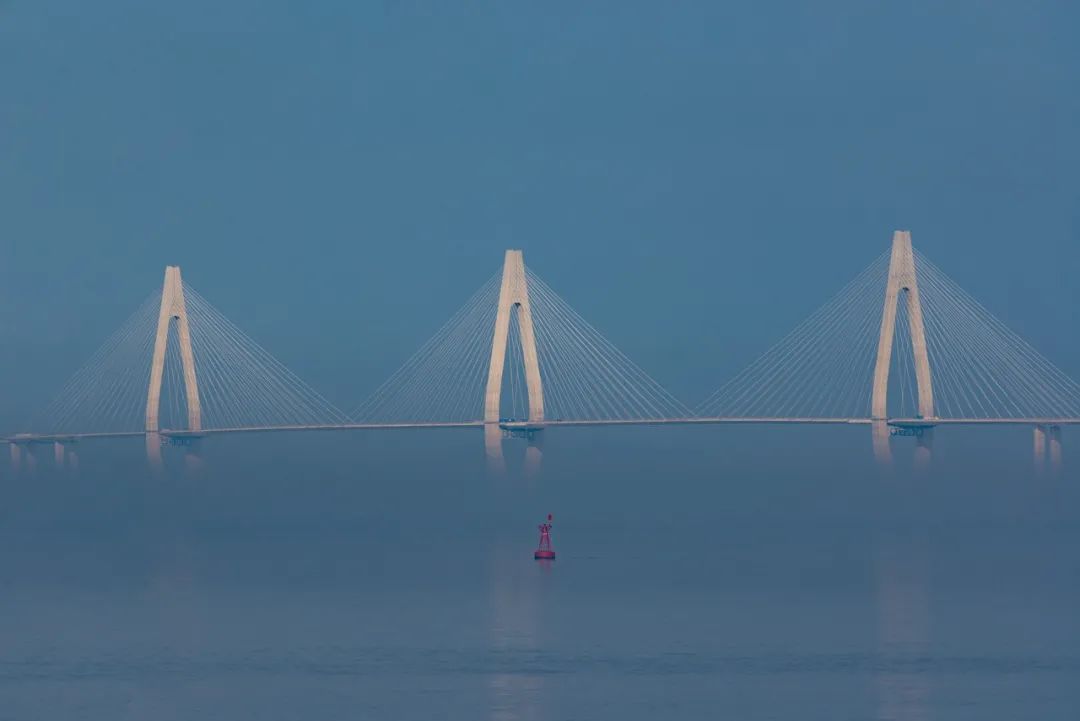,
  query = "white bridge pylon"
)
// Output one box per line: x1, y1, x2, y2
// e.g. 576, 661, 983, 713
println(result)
145, 266, 201, 465
147, 266, 201, 433
484, 250, 544, 471
485, 250, 544, 424
872, 231, 935, 465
